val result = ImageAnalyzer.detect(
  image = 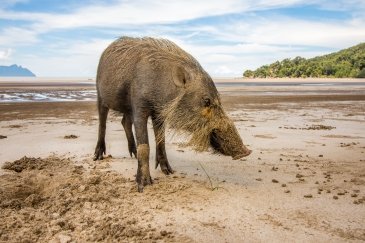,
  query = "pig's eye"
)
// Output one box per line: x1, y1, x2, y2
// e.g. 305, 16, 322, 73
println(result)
202, 97, 211, 107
